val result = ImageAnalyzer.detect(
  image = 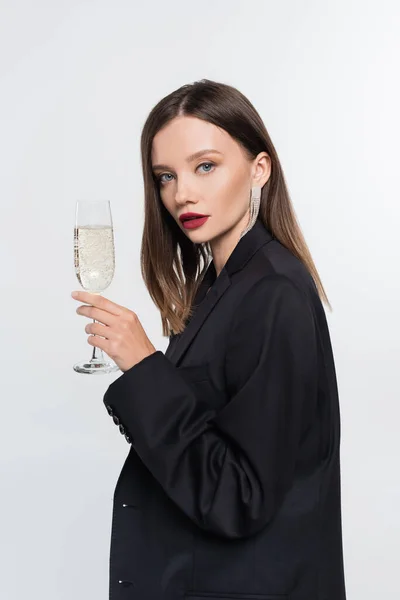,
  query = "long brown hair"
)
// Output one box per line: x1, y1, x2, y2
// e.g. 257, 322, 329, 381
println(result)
140, 79, 331, 336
